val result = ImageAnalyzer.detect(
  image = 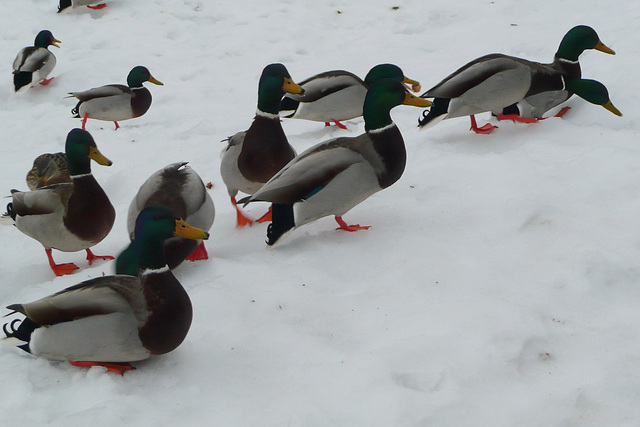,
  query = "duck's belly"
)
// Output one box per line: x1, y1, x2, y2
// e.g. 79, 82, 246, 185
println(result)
293, 85, 367, 122
79, 94, 133, 121
448, 68, 532, 118
16, 211, 94, 252
31, 312, 150, 362
220, 140, 264, 197
33, 53, 56, 83
294, 162, 380, 227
